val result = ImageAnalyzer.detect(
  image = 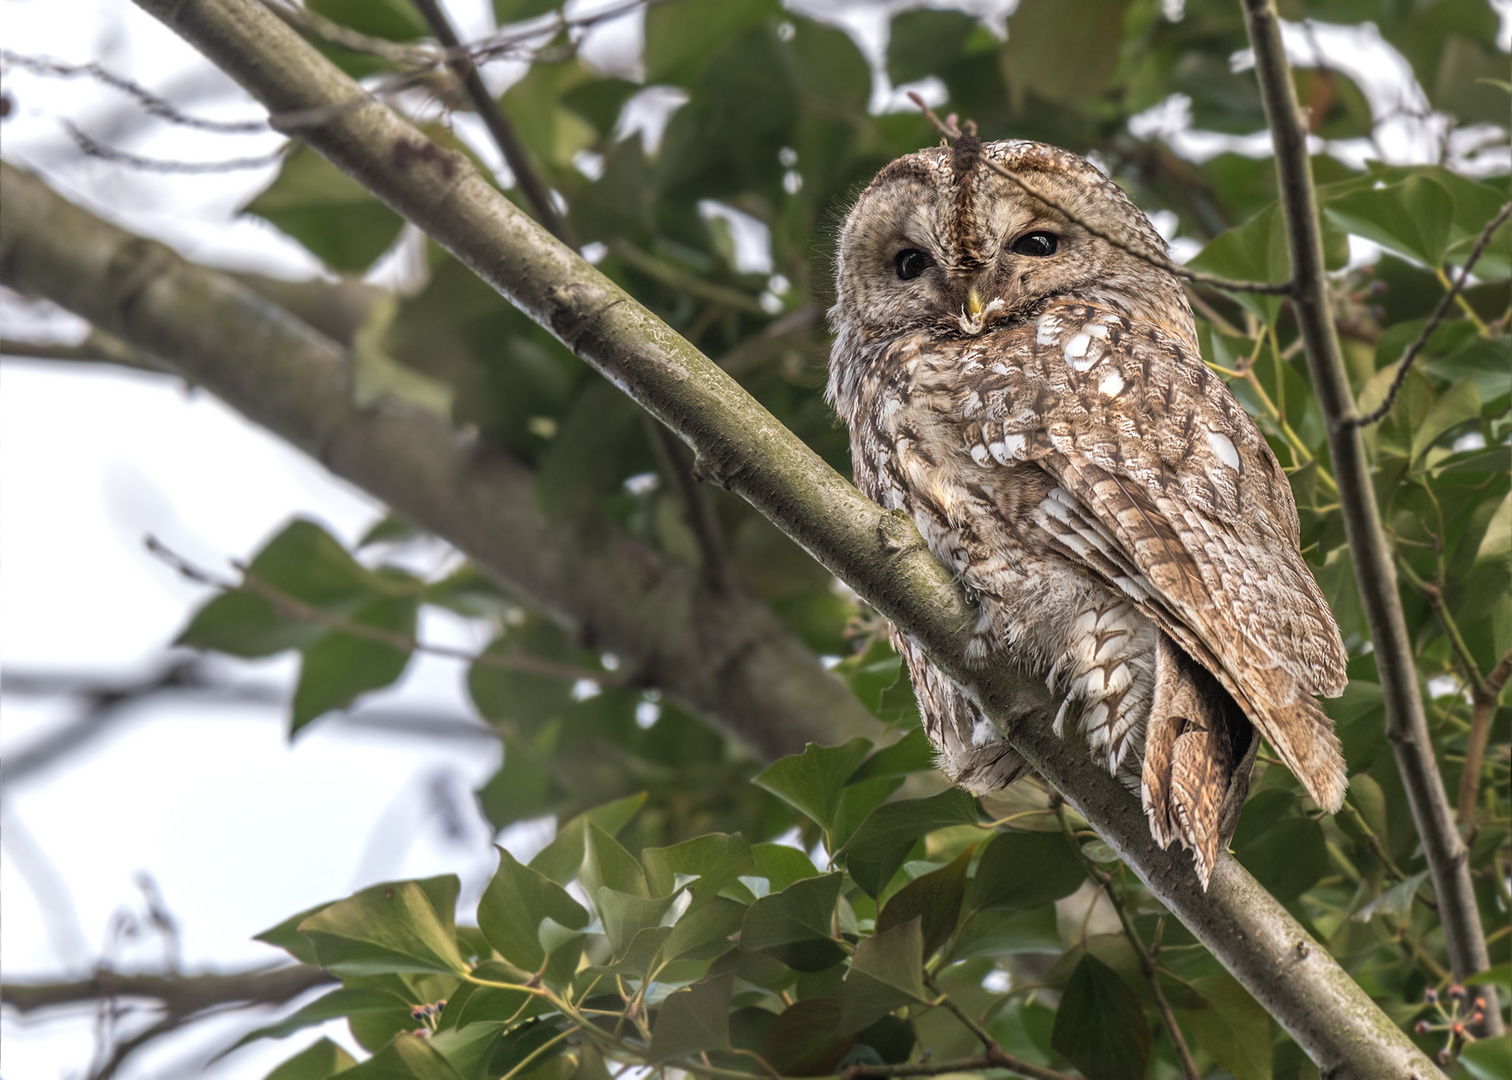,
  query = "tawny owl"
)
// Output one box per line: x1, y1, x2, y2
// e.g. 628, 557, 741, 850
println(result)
828, 134, 1348, 887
